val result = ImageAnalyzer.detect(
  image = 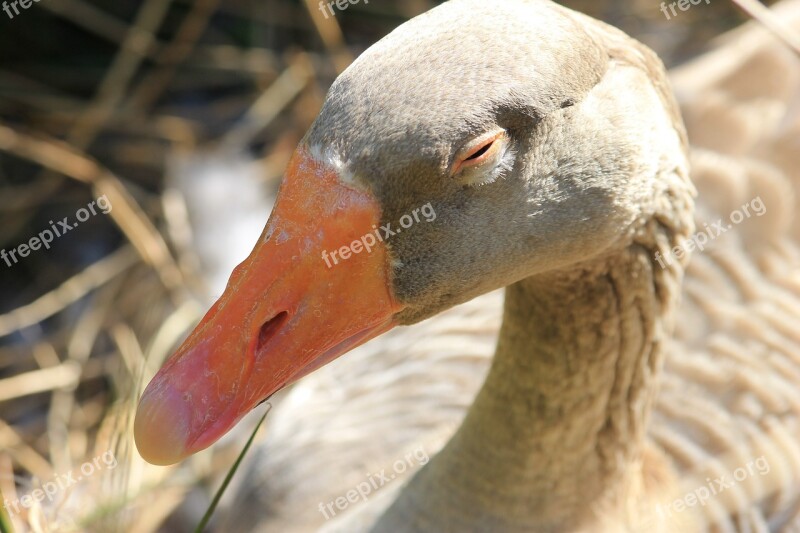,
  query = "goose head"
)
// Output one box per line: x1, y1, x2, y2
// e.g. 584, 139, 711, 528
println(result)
134, 0, 692, 465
